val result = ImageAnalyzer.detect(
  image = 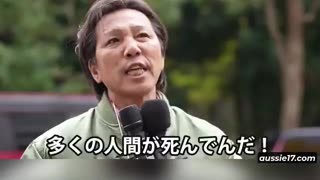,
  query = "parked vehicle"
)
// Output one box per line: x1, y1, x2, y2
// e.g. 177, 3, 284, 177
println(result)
0, 92, 97, 159
272, 127, 320, 152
